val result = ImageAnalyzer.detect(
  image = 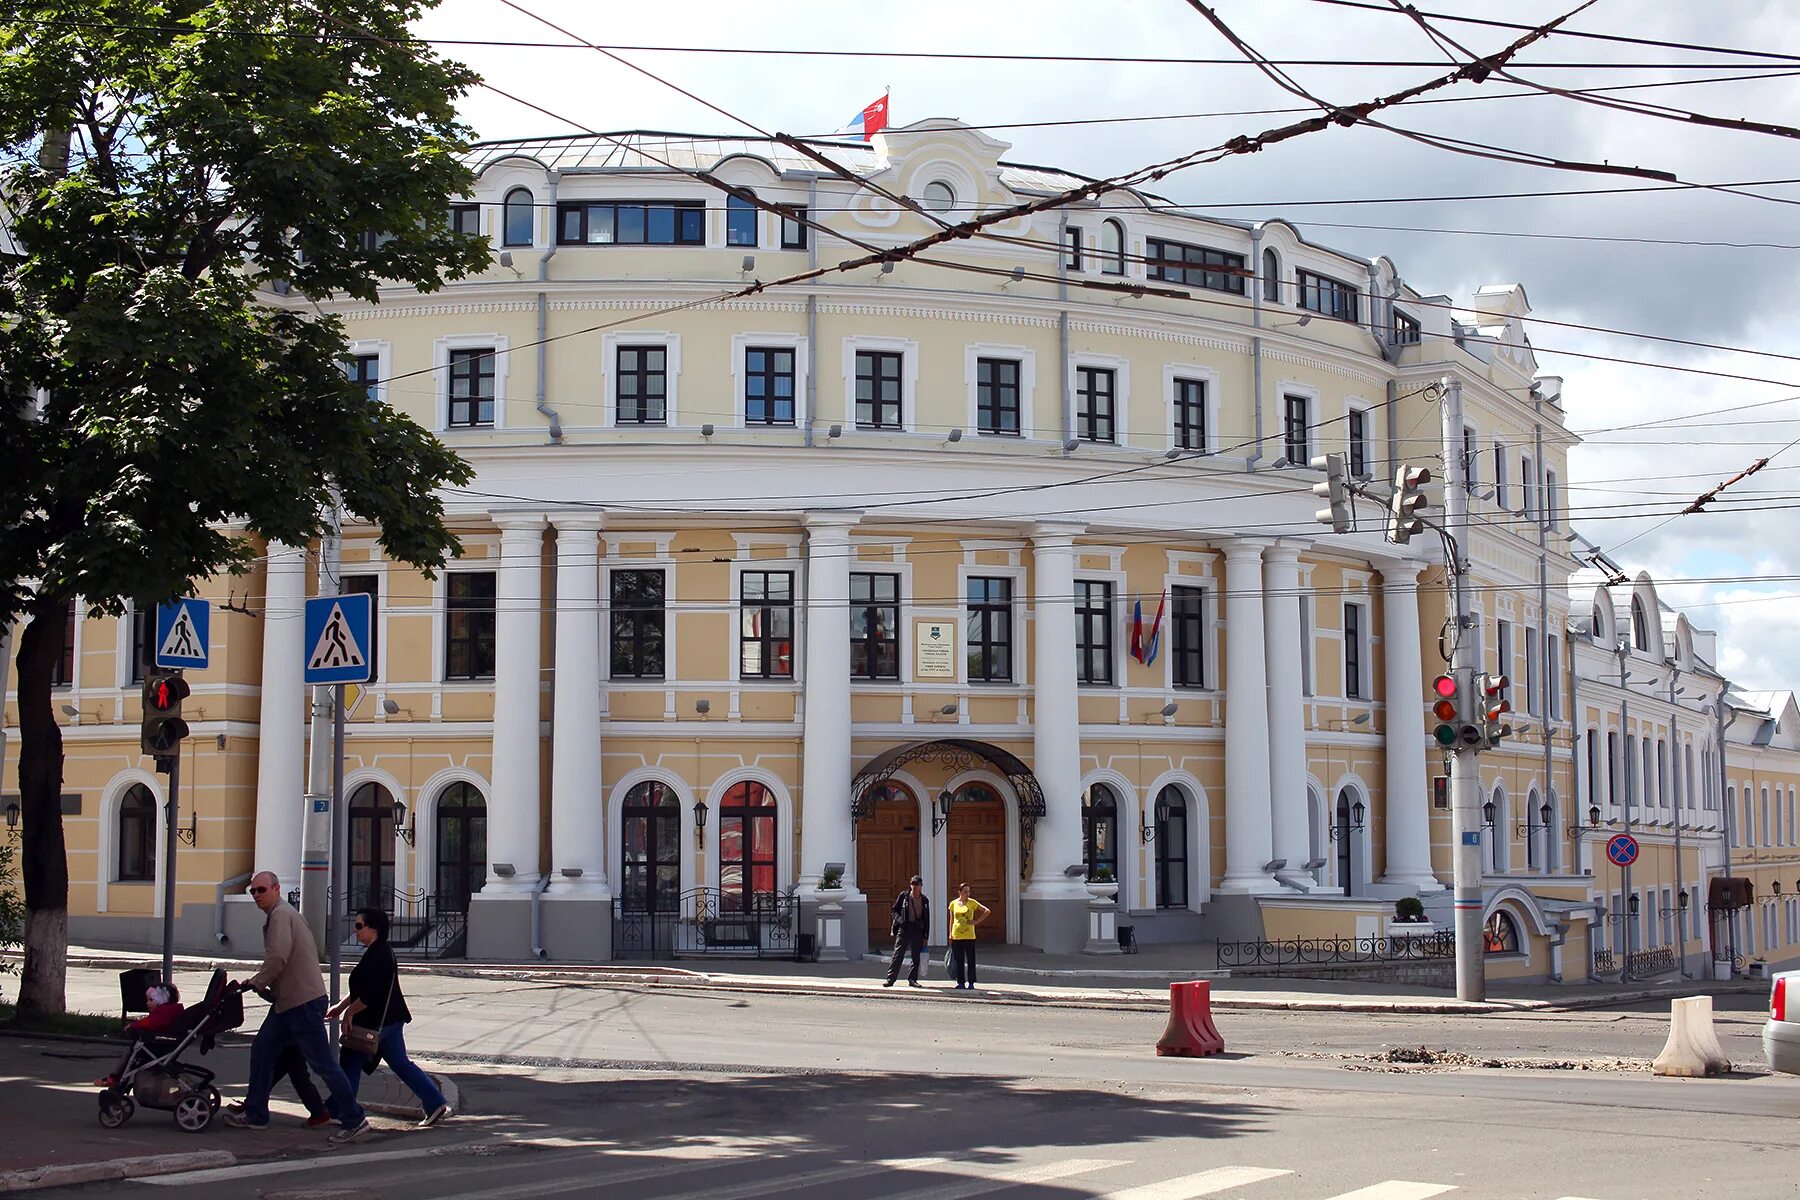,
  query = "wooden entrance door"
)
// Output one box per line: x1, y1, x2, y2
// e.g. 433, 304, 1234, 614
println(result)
856, 788, 920, 944
946, 787, 1007, 943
